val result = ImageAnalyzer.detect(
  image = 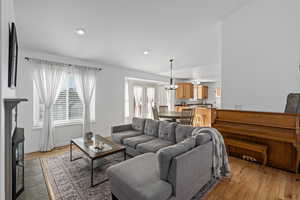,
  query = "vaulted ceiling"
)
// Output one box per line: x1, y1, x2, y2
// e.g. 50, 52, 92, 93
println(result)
15, 0, 250, 78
